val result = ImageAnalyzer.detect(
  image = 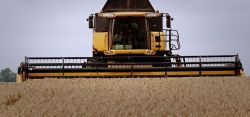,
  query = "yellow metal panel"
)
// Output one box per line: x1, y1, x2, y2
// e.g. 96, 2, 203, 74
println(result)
93, 32, 108, 51
64, 72, 97, 77
202, 71, 235, 76
167, 71, 200, 76
65, 72, 129, 77
28, 71, 198, 78
110, 49, 148, 55
27, 70, 239, 78
151, 32, 166, 51
98, 72, 131, 77
64, 73, 98, 77
133, 72, 165, 76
